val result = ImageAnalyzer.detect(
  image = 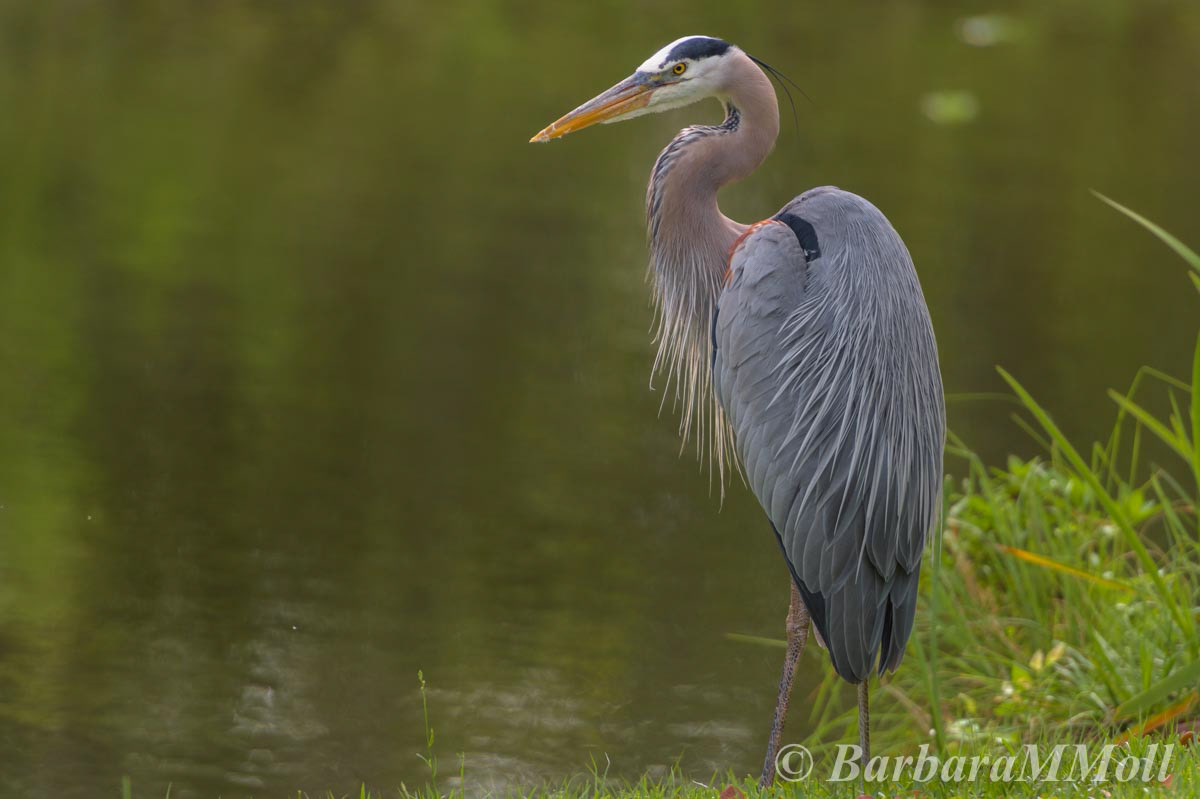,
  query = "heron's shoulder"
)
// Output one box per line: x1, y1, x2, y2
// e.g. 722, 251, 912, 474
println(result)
780, 186, 891, 227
